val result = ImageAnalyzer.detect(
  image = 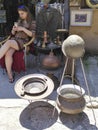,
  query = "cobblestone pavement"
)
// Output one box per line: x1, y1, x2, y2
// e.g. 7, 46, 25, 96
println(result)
0, 55, 98, 130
